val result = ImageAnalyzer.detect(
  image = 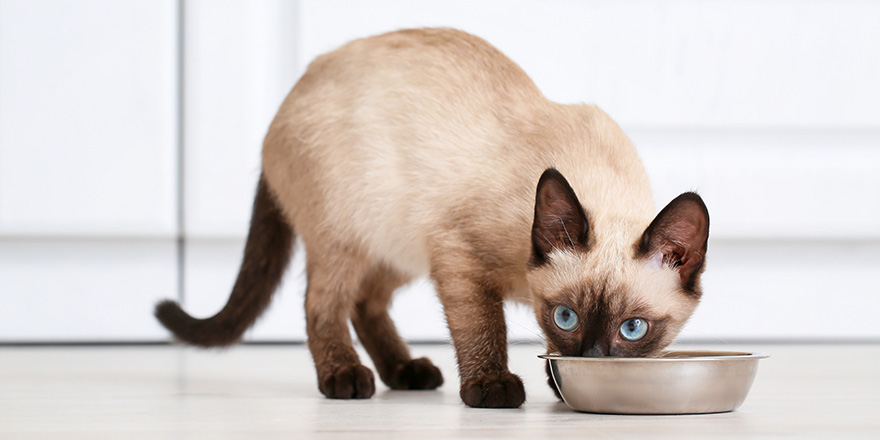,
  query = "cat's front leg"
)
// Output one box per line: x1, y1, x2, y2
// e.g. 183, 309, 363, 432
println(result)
433, 266, 525, 408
